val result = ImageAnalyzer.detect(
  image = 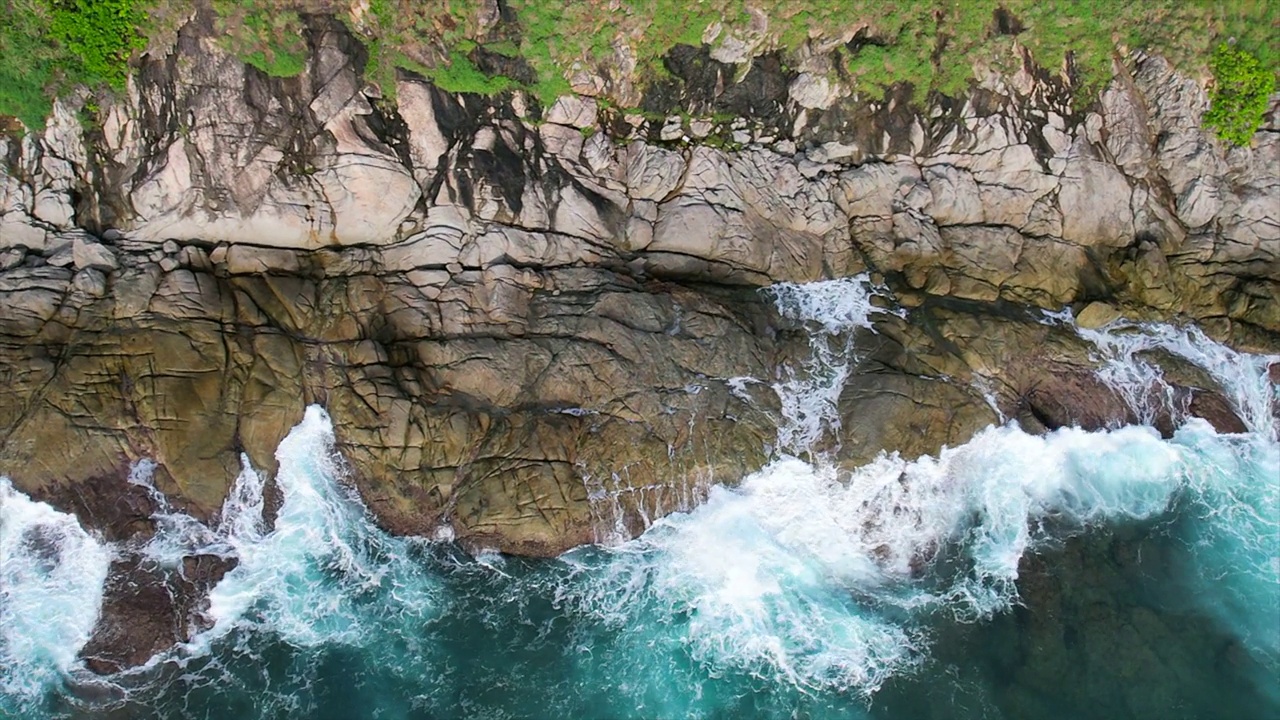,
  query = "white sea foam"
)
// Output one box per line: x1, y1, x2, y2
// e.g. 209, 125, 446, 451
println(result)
1, 277, 1276, 714
0, 478, 112, 709
198, 406, 437, 651
126, 459, 232, 568
546, 282, 1280, 695
767, 276, 883, 454
562, 419, 1238, 694
1079, 321, 1279, 438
